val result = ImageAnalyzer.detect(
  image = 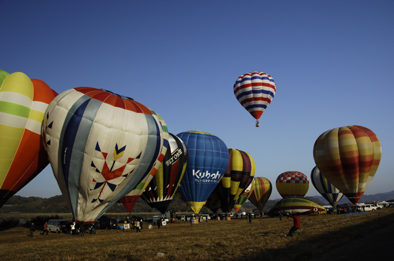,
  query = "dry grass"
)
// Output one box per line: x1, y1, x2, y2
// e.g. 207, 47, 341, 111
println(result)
0, 208, 393, 261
